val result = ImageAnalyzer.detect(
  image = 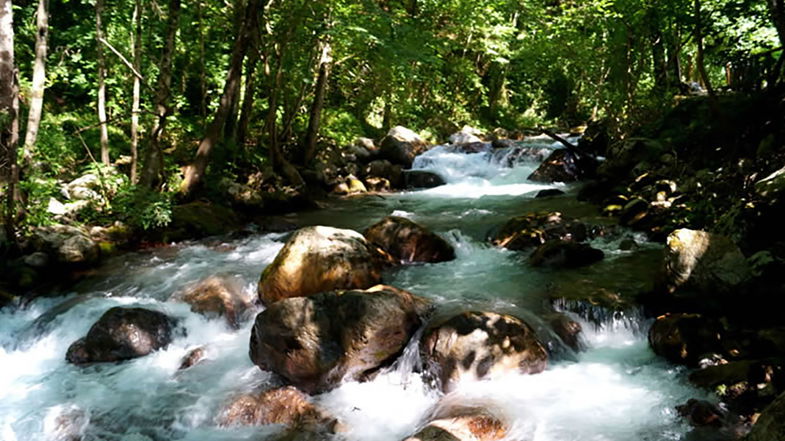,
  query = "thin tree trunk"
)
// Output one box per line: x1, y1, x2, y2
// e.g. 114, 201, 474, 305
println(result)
197, 0, 207, 125
694, 0, 715, 97
236, 50, 258, 147
180, 0, 266, 198
266, 48, 305, 188
1, 0, 19, 247
302, 39, 332, 165
666, 30, 682, 89
22, 0, 48, 162
96, 0, 110, 164
130, 0, 142, 183
768, 0, 785, 49
139, 0, 180, 189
